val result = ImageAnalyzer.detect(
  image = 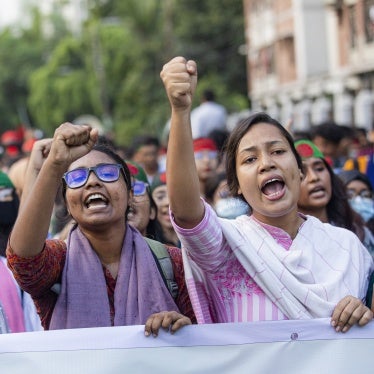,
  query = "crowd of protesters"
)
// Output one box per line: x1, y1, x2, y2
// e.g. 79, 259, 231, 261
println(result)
0, 56, 374, 336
